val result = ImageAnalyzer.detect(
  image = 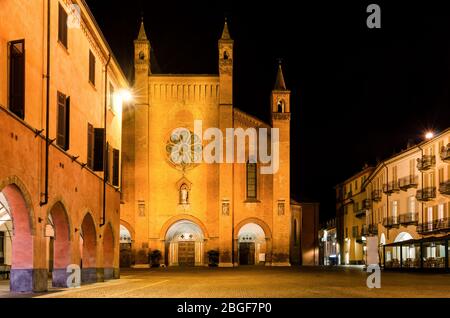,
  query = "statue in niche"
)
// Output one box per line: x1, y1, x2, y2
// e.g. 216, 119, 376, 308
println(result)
222, 201, 230, 216
180, 184, 189, 204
